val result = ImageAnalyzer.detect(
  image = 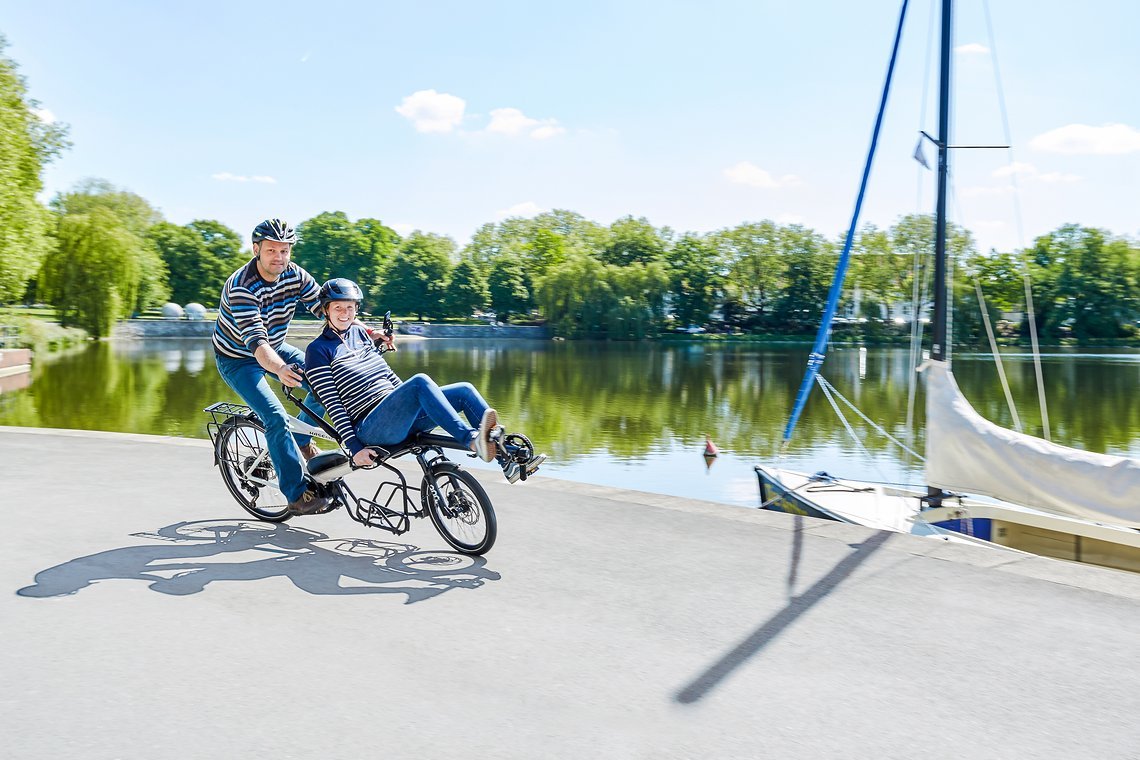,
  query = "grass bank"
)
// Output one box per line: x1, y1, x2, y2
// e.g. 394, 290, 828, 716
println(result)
0, 309, 89, 351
